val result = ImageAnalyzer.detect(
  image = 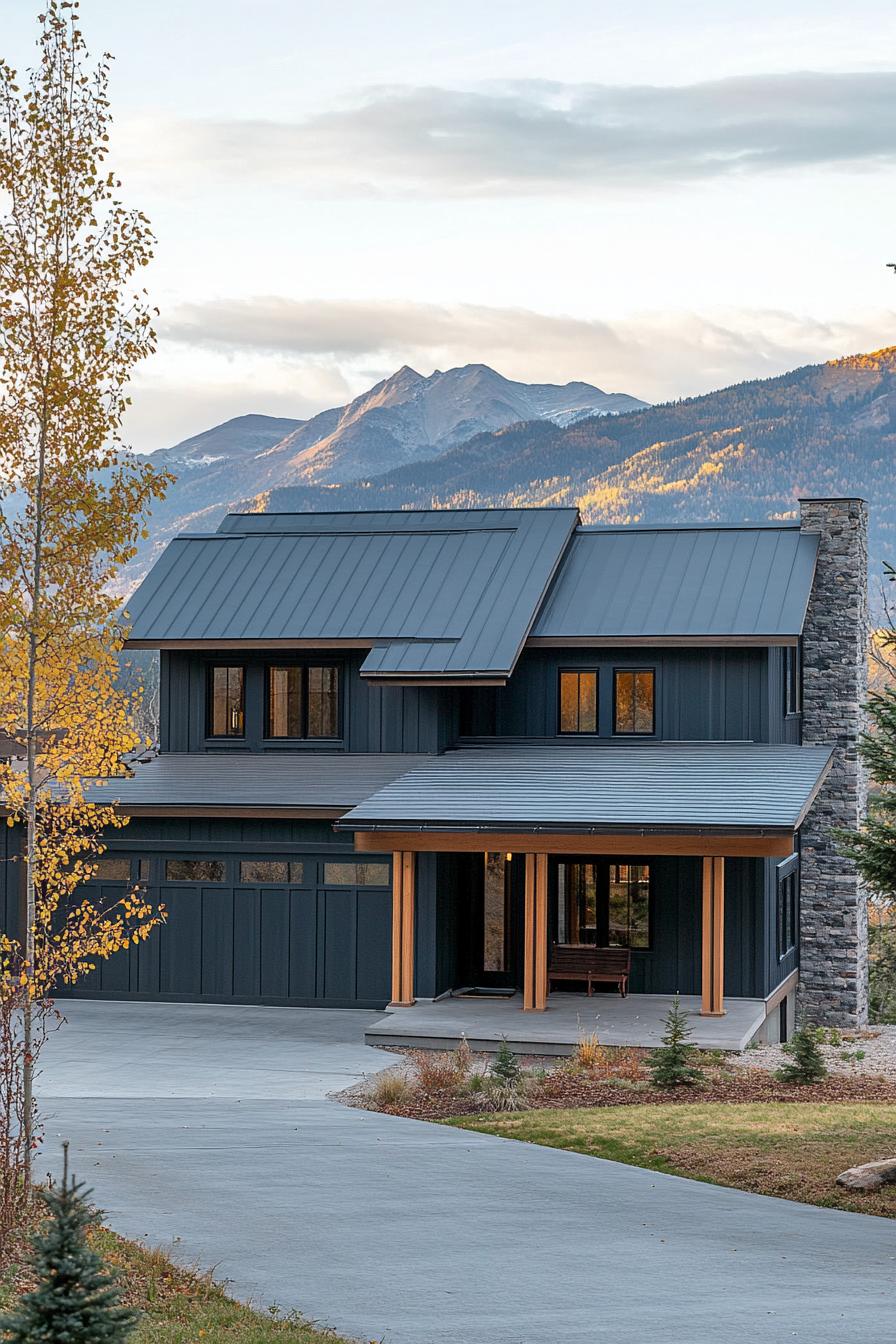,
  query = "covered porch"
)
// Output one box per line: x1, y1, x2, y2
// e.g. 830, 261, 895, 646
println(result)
338, 741, 833, 1030
365, 990, 772, 1054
